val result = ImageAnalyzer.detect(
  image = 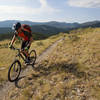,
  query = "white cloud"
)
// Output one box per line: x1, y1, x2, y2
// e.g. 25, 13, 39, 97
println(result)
39, 0, 60, 14
0, 0, 28, 3
1, 0, 59, 14
0, 0, 60, 21
40, 0, 47, 7
67, 0, 100, 8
